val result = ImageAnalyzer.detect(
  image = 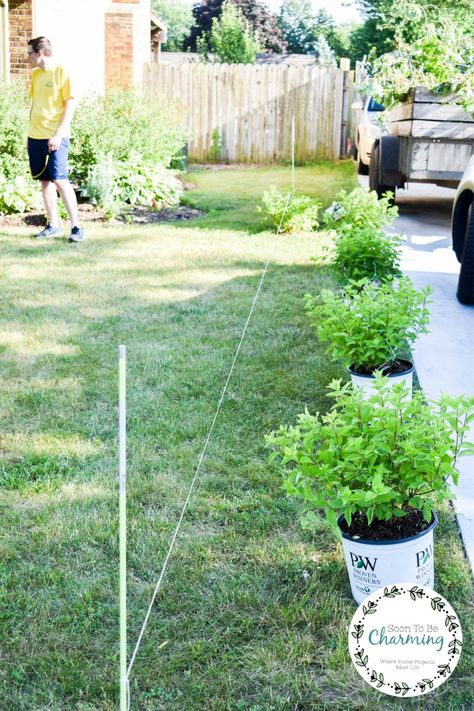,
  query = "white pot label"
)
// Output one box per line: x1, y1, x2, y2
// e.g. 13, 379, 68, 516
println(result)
348, 583, 462, 697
